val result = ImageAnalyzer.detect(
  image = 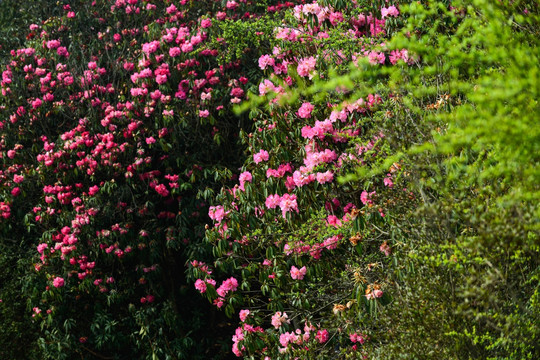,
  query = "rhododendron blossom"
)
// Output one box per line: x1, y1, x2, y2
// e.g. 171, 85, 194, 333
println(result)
297, 56, 316, 78
209, 205, 226, 223
238, 171, 252, 191
265, 194, 281, 209
216, 277, 238, 297
194, 279, 207, 293
316, 329, 329, 343
53, 277, 65, 288
290, 265, 307, 280
253, 149, 269, 164
297, 102, 314, 119
279, 193, 298, 218
381, 6, 399, 18
239, 309, 250, 322
271, 311, 289, 329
